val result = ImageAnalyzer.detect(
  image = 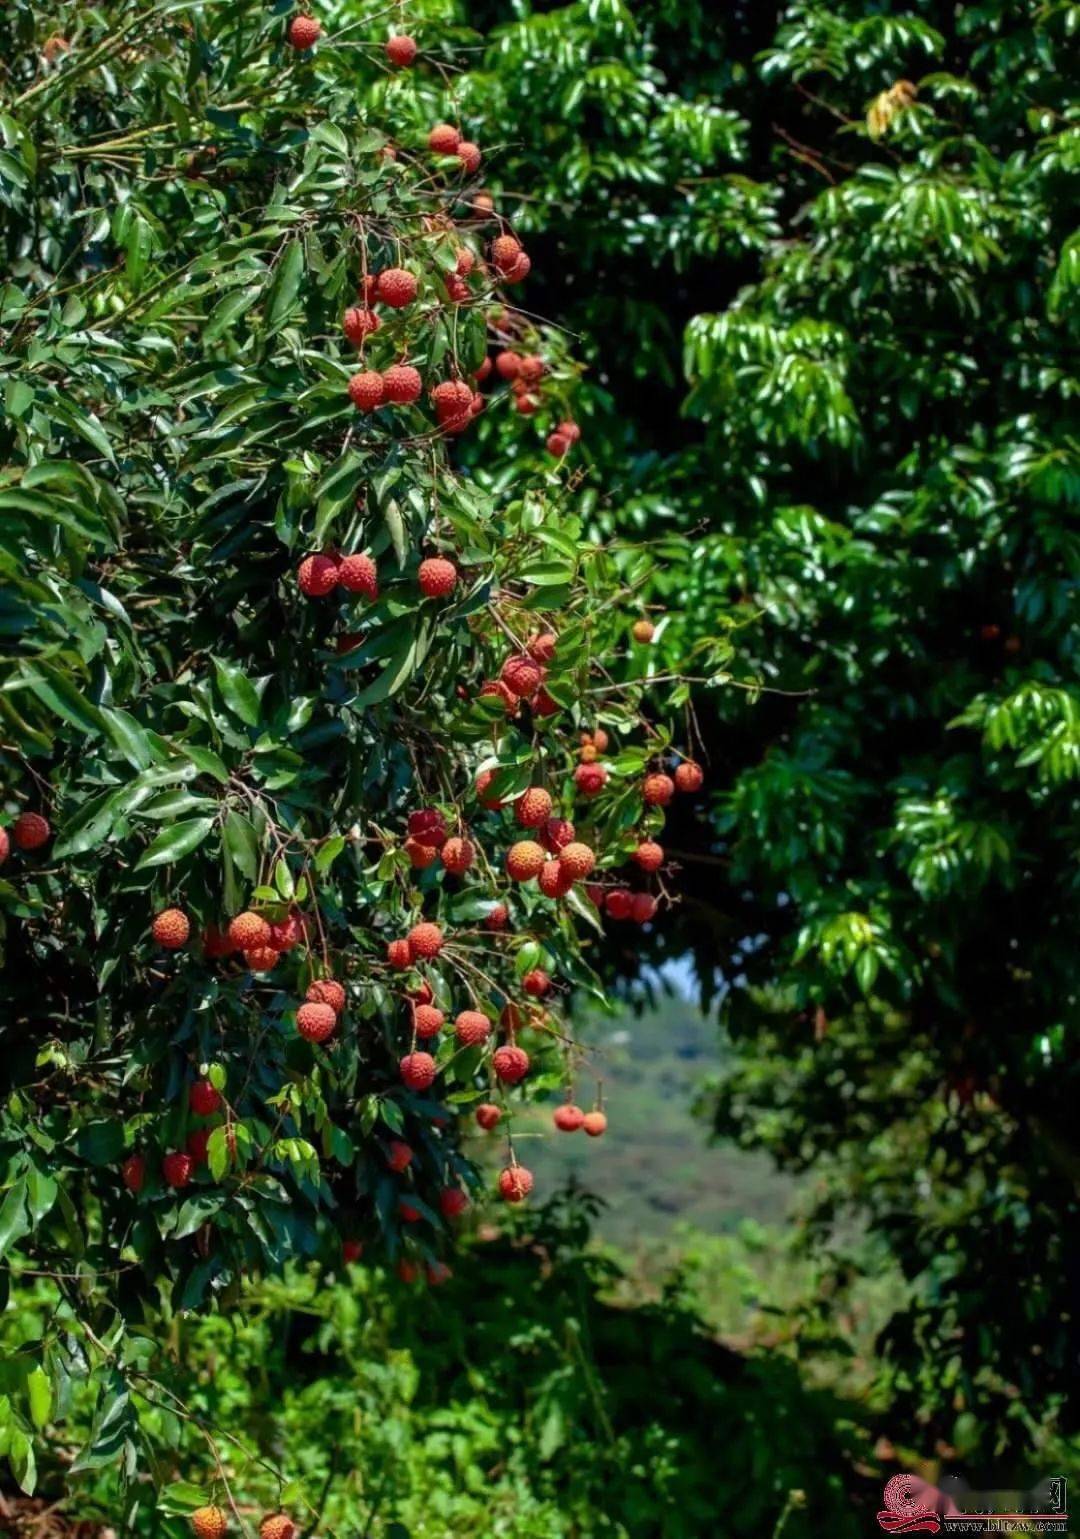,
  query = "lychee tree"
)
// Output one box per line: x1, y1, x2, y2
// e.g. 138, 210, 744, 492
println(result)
0, 0, 722, 1514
